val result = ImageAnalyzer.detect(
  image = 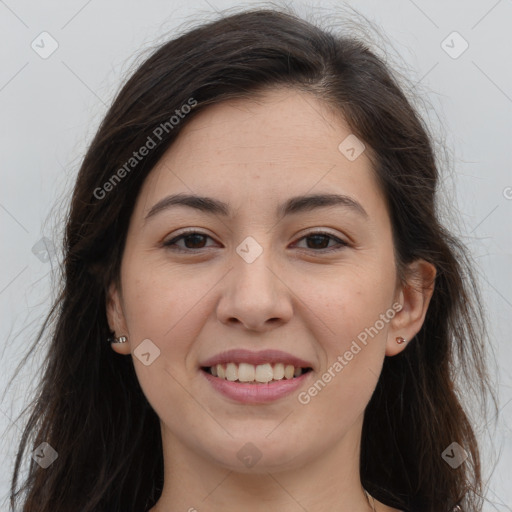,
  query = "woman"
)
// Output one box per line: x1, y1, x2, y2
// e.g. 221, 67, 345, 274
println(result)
9, 7, 494, 512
